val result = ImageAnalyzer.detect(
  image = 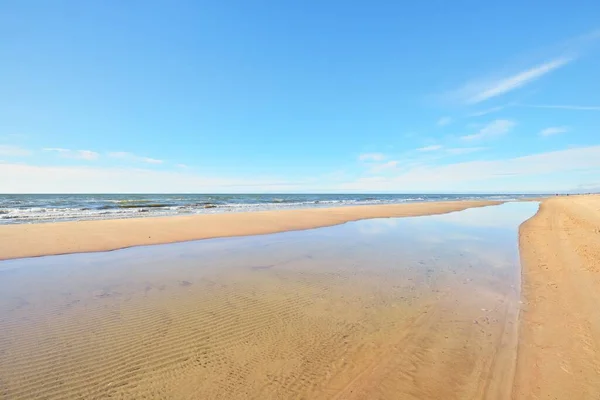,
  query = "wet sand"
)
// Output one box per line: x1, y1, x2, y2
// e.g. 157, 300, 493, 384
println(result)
0, 203, 535, 399
0, 200, 500, 260
515, 195, 600, 398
